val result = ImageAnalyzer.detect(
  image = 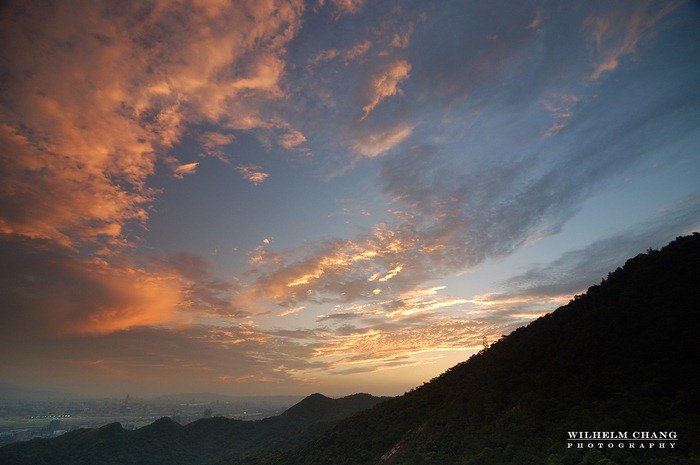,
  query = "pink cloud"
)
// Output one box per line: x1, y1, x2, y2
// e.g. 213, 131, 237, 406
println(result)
0, 0, 304, 248
173, 162, 200, 179
362, 60, 412, 118
237, 164, 270, 185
